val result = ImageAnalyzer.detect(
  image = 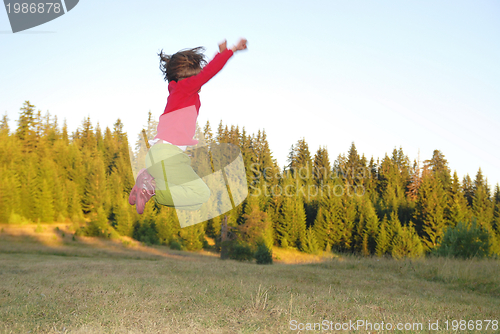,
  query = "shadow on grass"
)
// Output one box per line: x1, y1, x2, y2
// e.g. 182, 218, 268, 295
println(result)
0, 223, 207, 262
0, 223, 335, 265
